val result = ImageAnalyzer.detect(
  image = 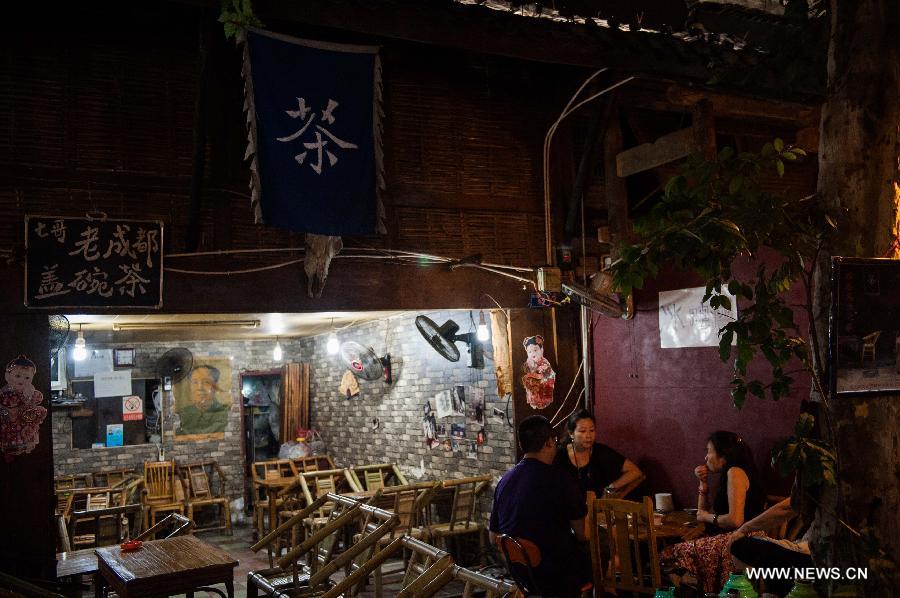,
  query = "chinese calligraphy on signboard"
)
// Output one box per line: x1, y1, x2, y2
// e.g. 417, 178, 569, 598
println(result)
25, 216, 163, 308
